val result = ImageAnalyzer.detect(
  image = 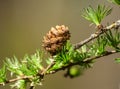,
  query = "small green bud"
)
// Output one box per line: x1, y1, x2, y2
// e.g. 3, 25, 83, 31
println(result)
69, 66, 82, 78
